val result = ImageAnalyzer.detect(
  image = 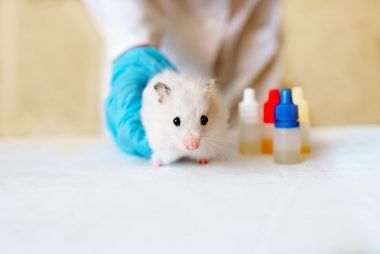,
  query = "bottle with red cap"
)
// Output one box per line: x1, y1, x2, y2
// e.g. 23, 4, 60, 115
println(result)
261, 89, 280, 154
